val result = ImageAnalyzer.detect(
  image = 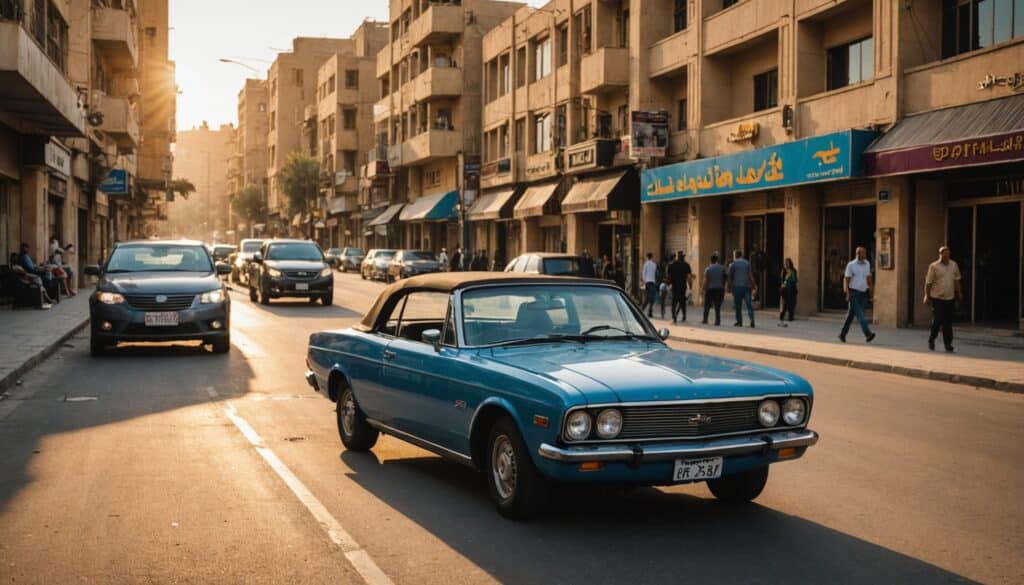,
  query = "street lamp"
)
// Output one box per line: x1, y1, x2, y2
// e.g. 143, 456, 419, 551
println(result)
218, 58, 264, 75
